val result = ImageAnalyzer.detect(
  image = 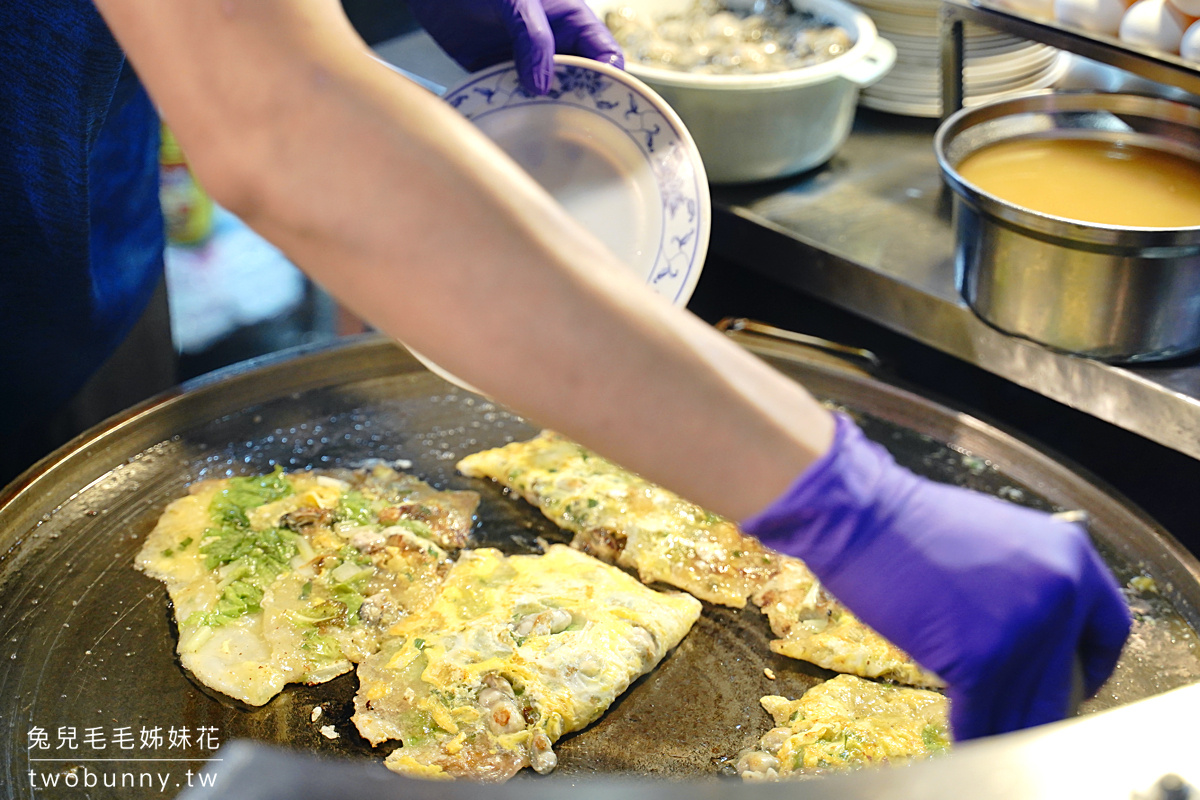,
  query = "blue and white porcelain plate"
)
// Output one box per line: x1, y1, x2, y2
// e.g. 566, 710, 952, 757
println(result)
444, 55, 710, 307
